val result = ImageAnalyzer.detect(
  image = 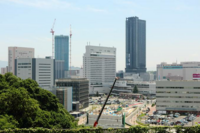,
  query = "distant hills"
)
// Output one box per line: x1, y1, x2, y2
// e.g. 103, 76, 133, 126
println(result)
0, 61, 8, 73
